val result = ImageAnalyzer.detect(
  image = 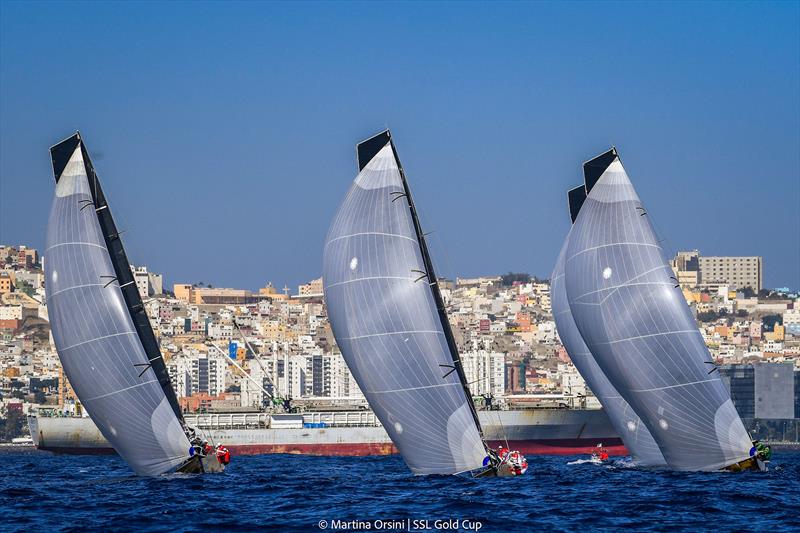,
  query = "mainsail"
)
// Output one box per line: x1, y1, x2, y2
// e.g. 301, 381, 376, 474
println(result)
45, 133, 191, 475
323, 130, 487, 474
564, 148, 752, 471
551, 186, 665, 467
